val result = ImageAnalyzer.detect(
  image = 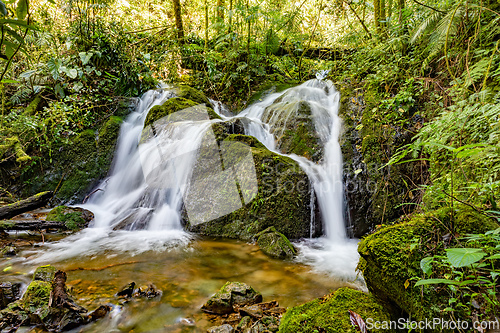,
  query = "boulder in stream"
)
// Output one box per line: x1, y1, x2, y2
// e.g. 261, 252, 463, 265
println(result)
202, 282, 262, 315
255, 227, 297, 259
46, 206, 94, 230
